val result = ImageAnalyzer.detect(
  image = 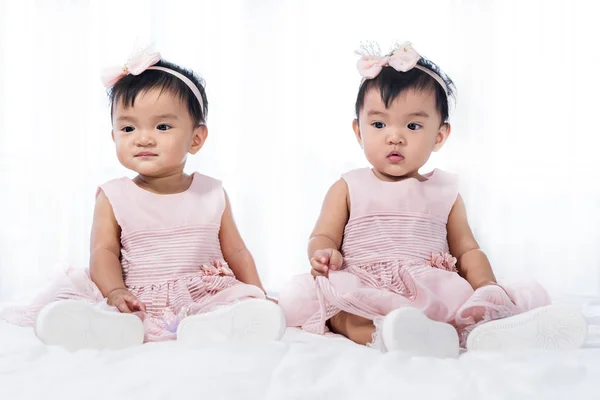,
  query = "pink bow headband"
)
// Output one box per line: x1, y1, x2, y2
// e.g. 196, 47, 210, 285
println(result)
101, 47, 205, 115
356, 41, 448, 96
